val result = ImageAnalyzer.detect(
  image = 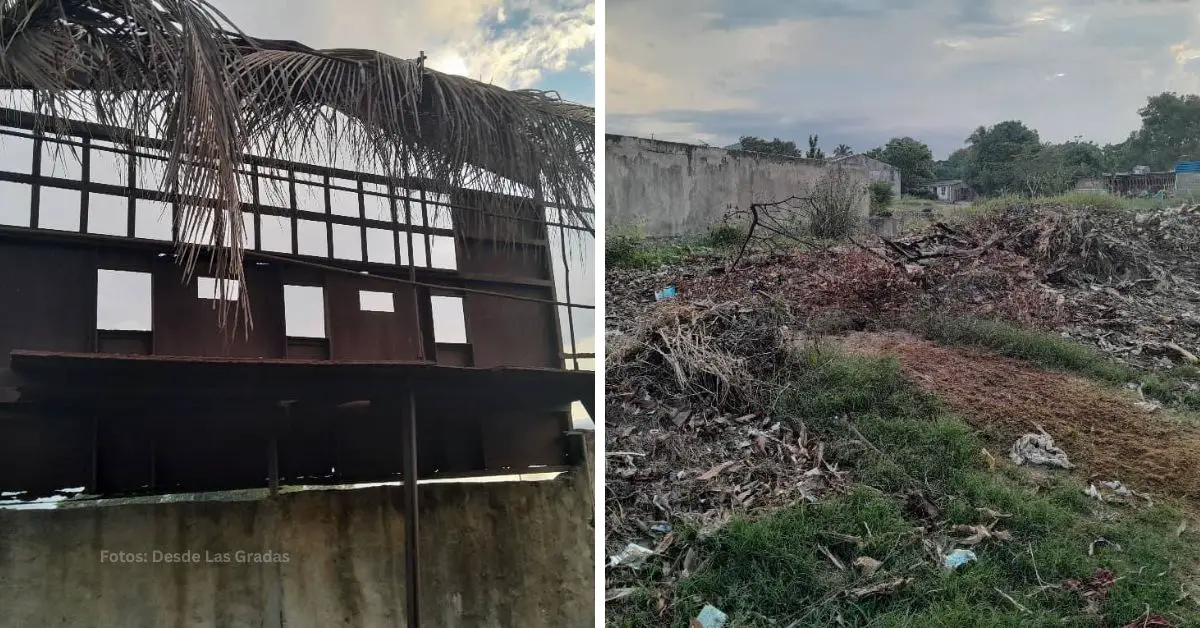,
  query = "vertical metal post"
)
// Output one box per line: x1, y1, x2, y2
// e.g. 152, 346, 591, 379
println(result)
401, 388, 421, 628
